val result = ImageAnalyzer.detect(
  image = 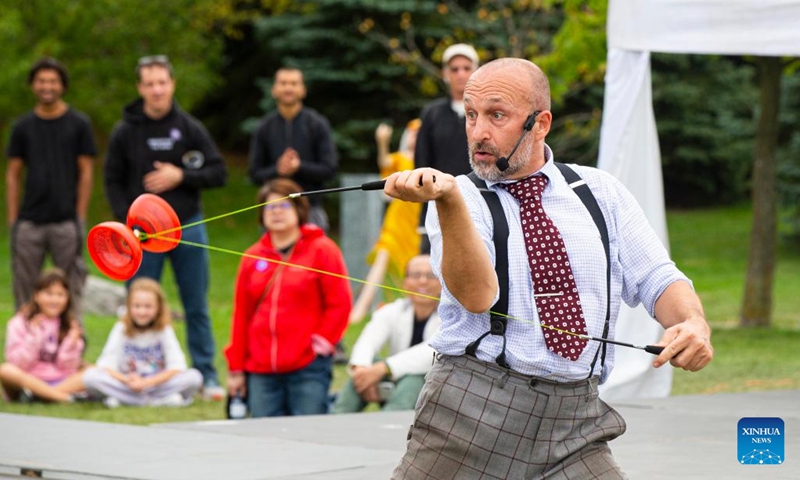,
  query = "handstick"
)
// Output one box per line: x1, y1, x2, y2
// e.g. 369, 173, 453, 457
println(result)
584, 335, 664, 355
289, 174, 436, 198
289, 179, 386, 198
